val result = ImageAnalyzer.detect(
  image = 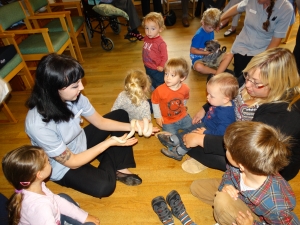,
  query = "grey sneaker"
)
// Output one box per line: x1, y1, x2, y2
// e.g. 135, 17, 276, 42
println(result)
161, 147, 183, 161
166, 190, 186, 220
151, 196, 174, 225
158, 134, 178, 148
